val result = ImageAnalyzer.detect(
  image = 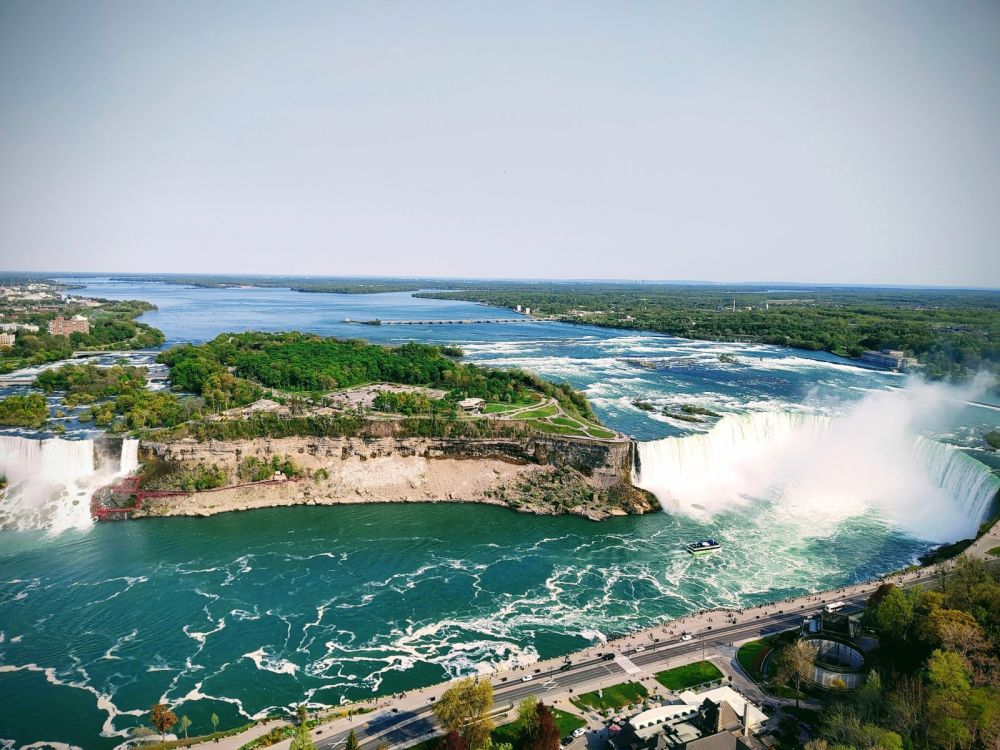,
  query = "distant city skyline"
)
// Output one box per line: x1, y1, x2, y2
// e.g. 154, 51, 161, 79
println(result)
2, 1, 1000, 286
